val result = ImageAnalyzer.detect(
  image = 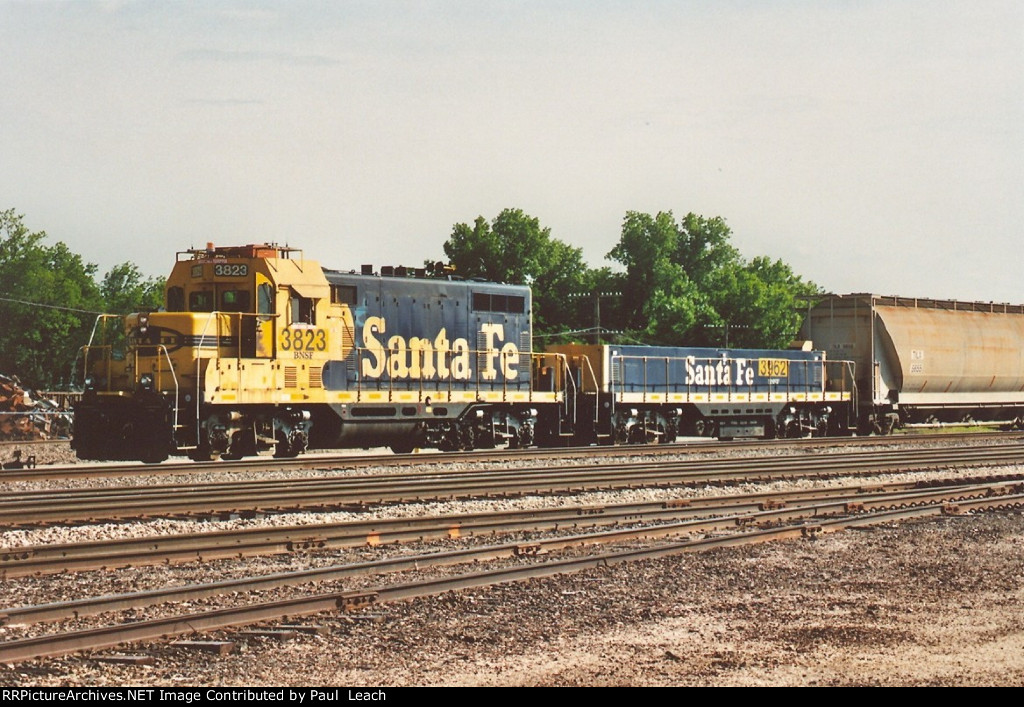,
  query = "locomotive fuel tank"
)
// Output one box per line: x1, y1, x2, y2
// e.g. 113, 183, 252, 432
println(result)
799, 294, 1024, 431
